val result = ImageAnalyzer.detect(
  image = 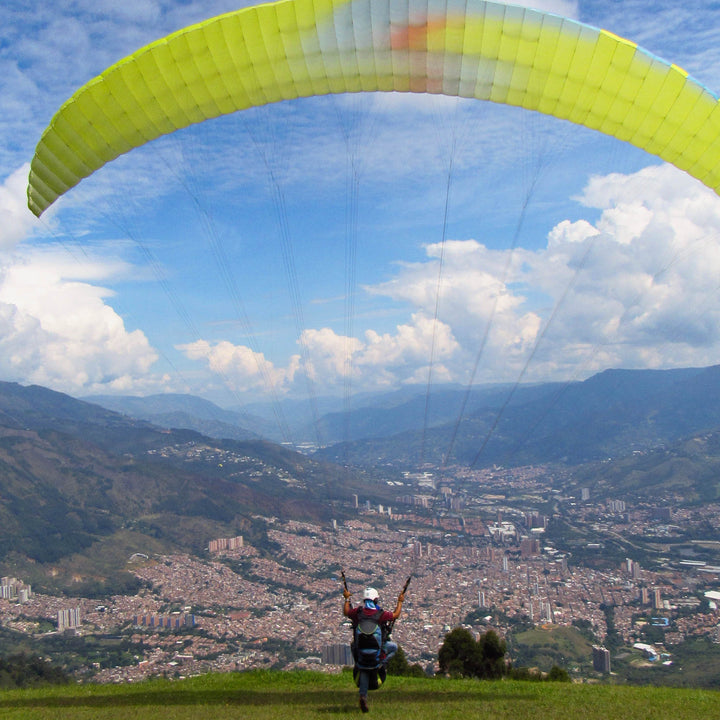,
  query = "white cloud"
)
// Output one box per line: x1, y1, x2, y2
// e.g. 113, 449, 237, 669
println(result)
178, 312, 462, 394
177, 339, 298, 393
0, 247, 159, 394
513, 164, 720, 376
0, 166, 163, 396
0, 166, 41, 250
299, 328, 363, 380
366, 239, 543, 377
301, 313, 460, 388
179, 163, 720, 395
